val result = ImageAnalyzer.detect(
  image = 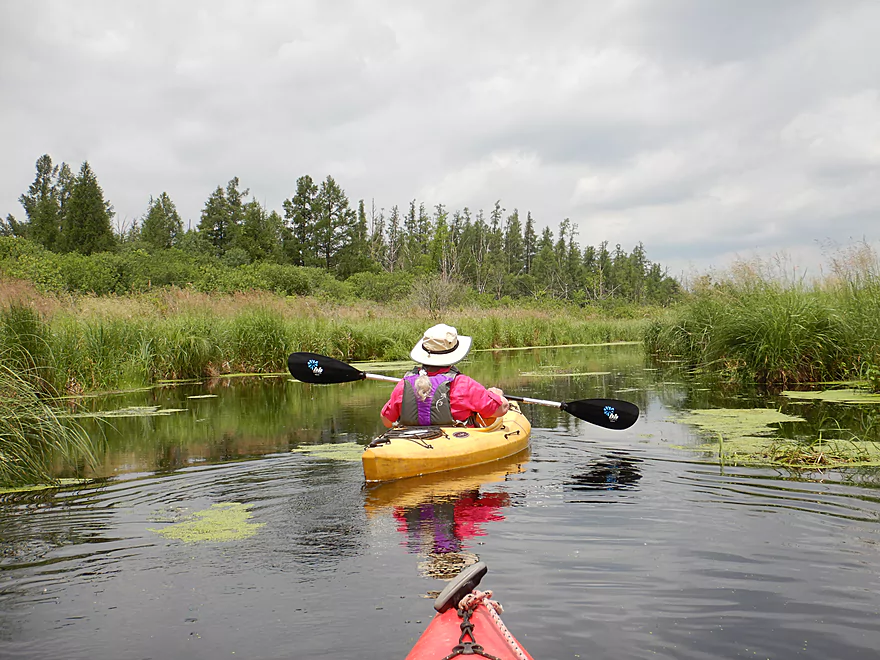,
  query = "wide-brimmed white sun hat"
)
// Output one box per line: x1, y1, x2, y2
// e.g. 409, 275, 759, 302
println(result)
409, 323, 472, 367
